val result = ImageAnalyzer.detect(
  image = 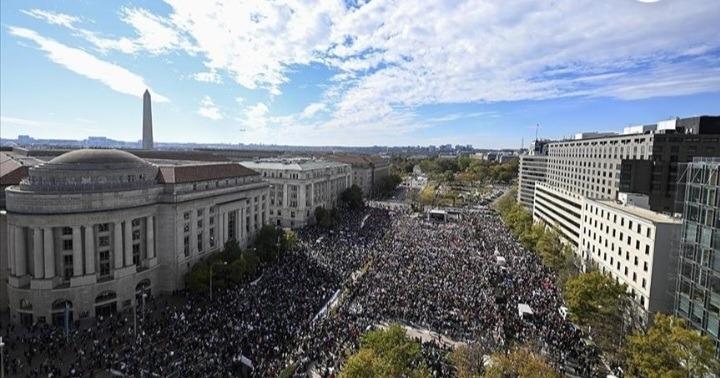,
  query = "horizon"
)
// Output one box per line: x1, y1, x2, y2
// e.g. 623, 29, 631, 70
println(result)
2, 0, 720, 148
